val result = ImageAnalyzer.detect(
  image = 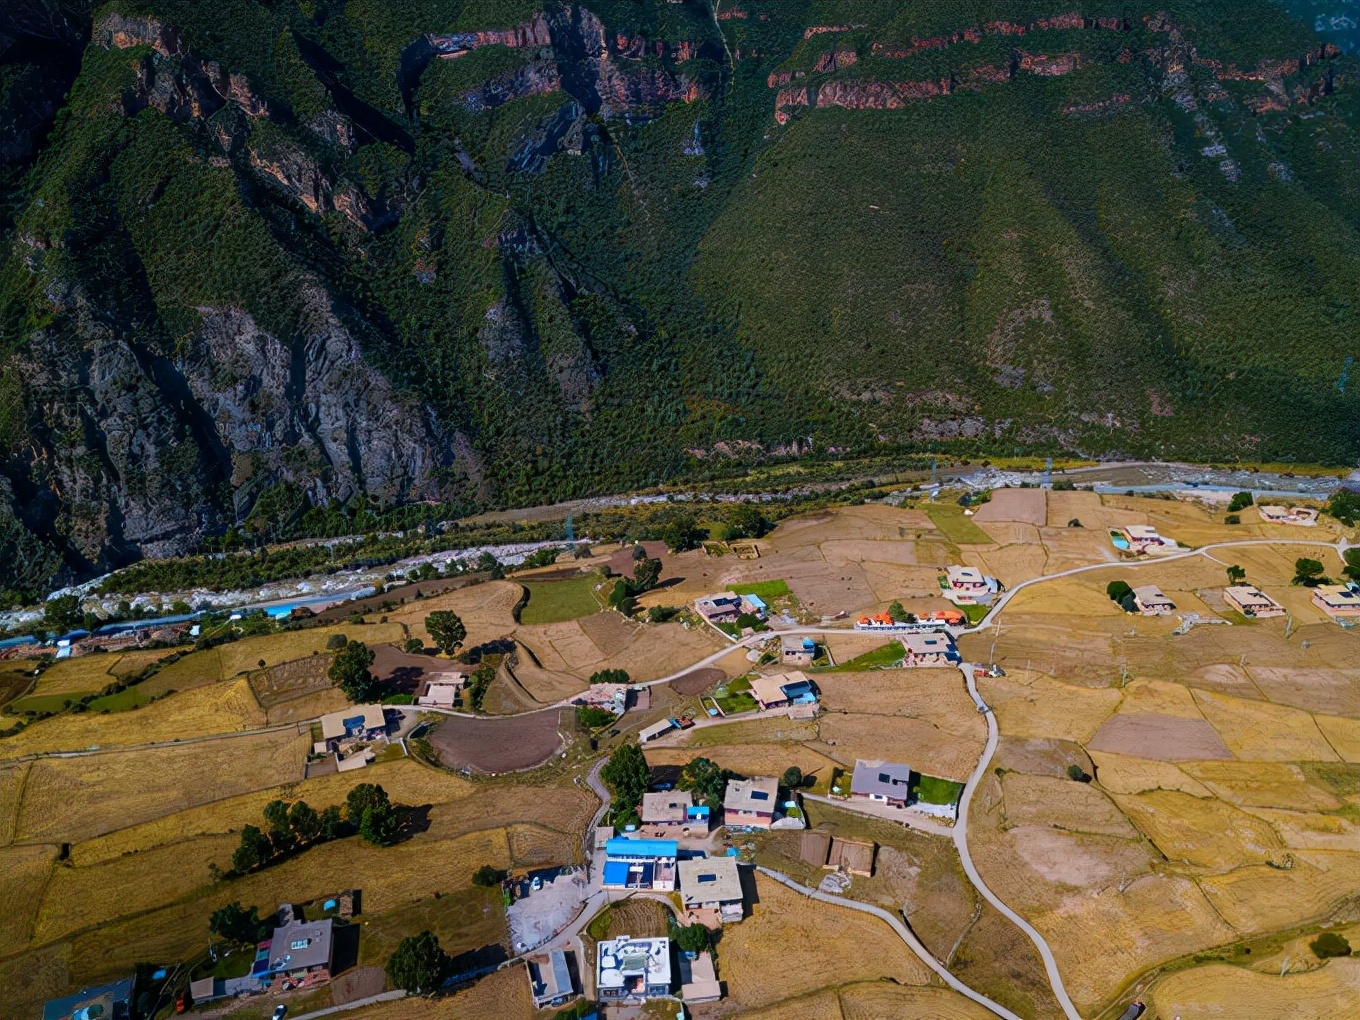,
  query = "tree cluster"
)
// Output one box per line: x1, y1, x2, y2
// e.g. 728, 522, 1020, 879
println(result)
228, 782, 402, 874
600, 741, 650, 825
329, 639, 382, 701
679, 756, 733, 812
